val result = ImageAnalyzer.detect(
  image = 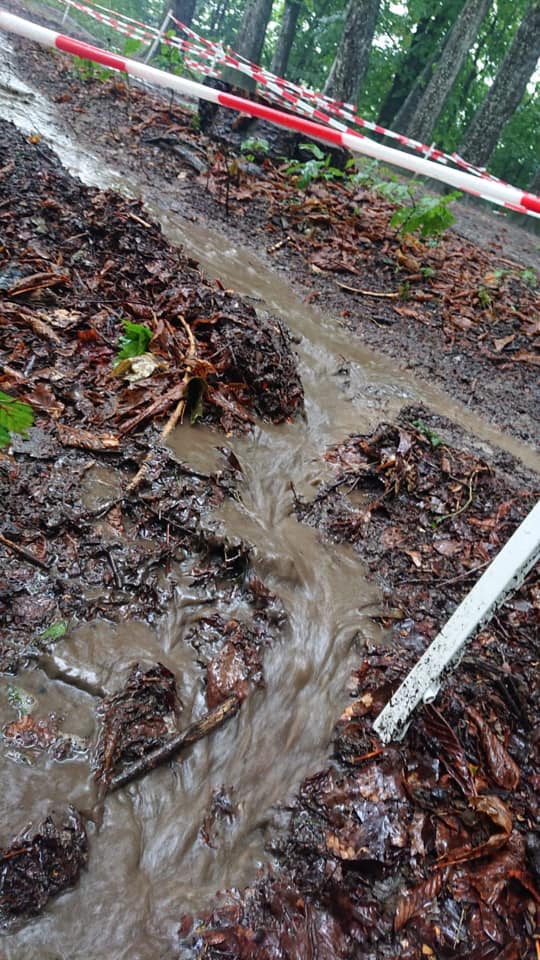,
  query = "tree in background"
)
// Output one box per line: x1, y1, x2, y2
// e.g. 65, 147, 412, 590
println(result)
378, 0, 464, 126
234, 0, 276, 63
460, 1, 540, 167
172, 0, 197, 27
271, 0, 302, 75
323, 0, 381, 102
403, 0, 492, 143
